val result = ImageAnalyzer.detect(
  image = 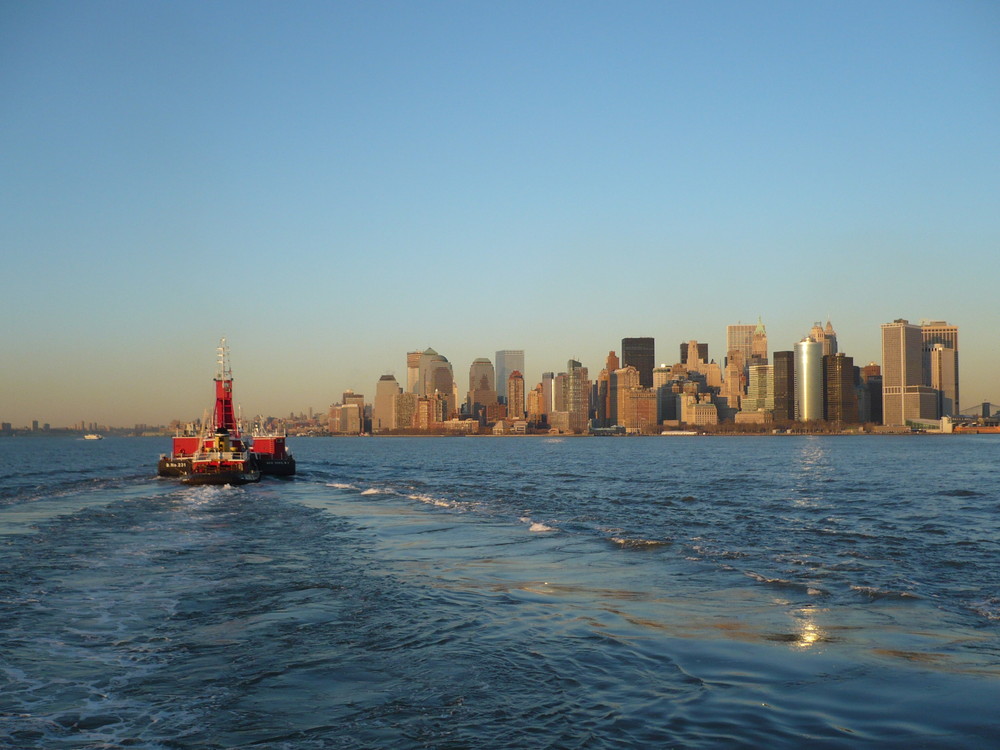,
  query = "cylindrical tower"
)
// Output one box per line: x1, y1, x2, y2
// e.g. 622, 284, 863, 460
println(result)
794, 338, 823, 422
